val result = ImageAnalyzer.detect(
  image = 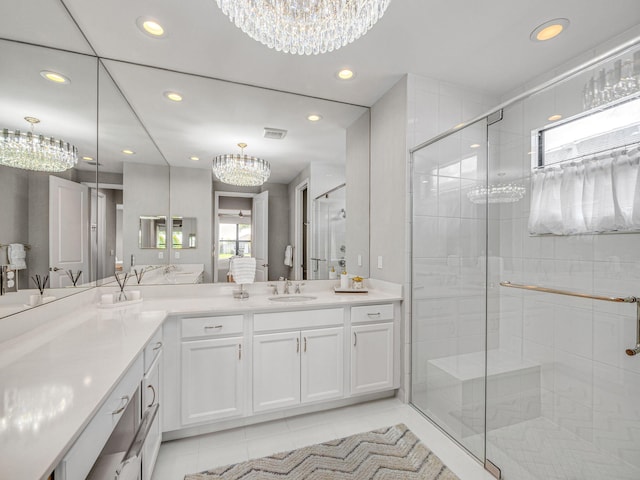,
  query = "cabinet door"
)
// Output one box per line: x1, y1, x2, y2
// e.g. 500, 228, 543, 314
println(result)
181, 337, 244, 425
301, 327, 344, 404
142, 352, 161, 480
351, 323, 394, 395
253, 331, 300, 412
